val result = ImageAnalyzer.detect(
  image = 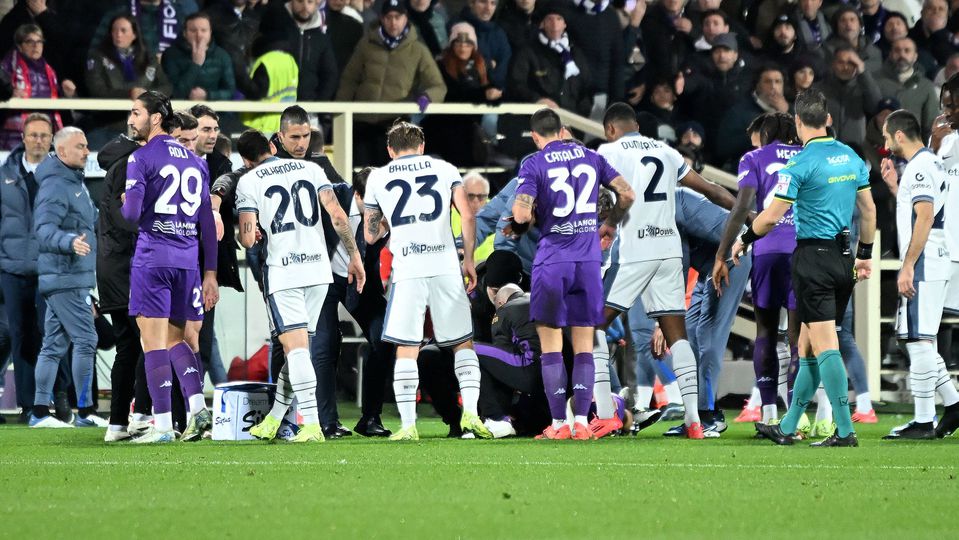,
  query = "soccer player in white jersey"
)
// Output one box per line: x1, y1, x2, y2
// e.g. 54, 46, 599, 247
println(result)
363, 122, 491, 441
234, 130, 366, 443
879, 110, 959, 439
589, 103, 736, 439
